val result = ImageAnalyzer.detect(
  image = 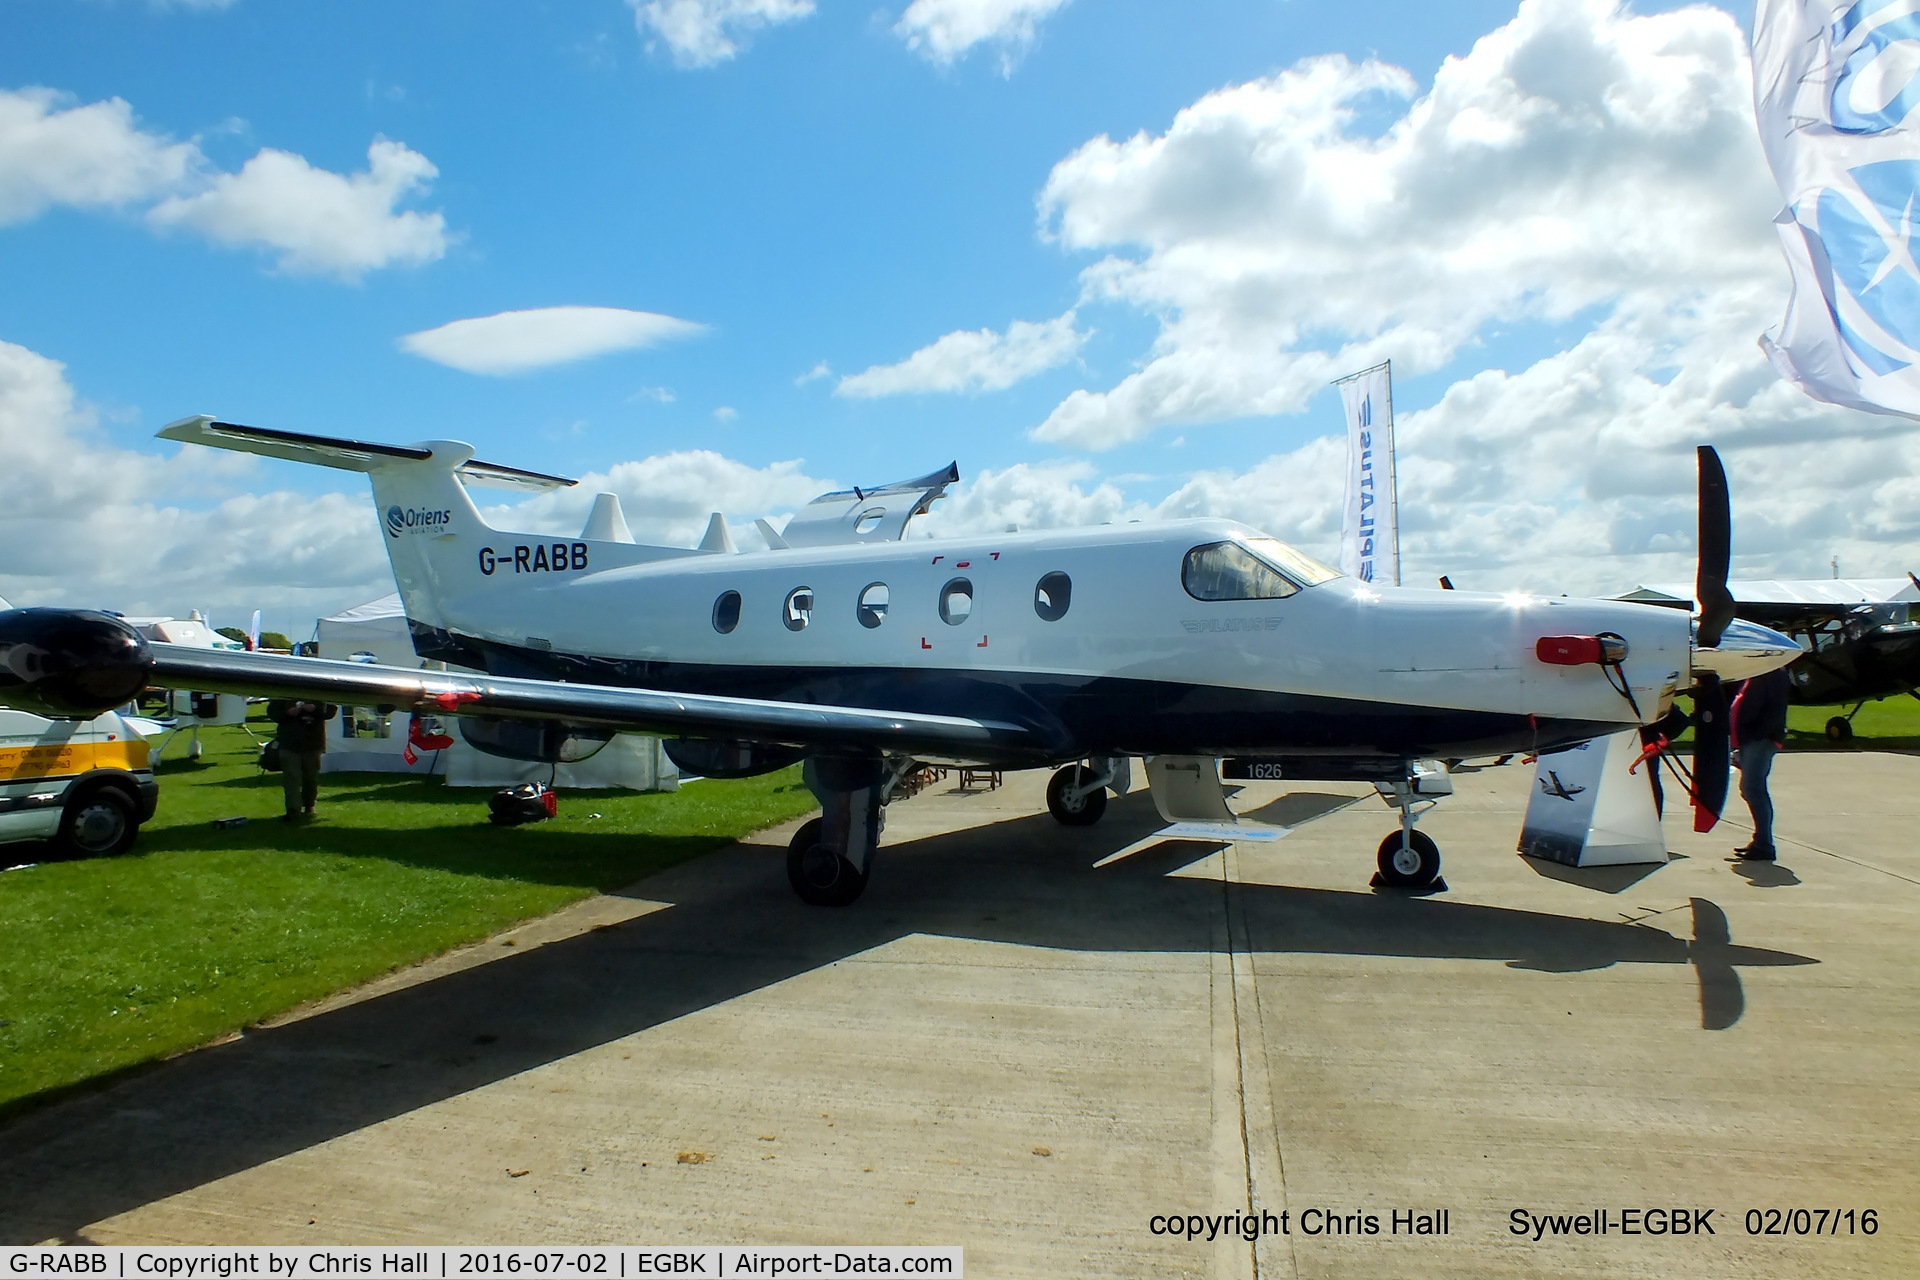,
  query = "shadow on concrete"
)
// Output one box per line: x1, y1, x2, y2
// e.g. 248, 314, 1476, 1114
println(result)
1519, 853, 1668, 894
1241, 791, 1365, 828
1730, 859, 1803, 888
0, 790, 1815, 1243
